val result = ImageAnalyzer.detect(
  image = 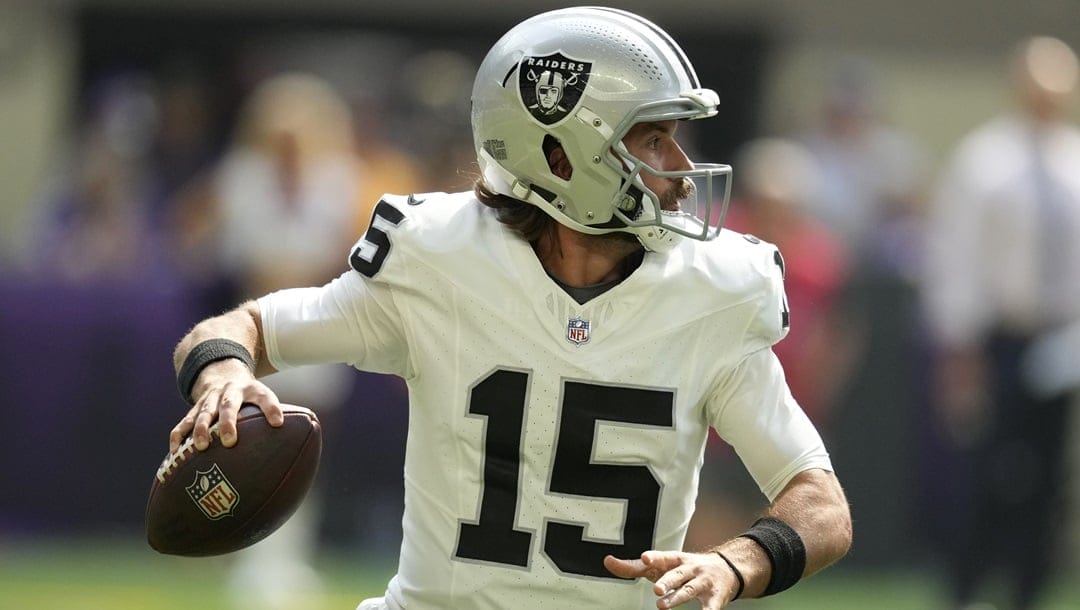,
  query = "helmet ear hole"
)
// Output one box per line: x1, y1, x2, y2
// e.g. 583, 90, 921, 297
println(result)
543, 134, 573, 180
